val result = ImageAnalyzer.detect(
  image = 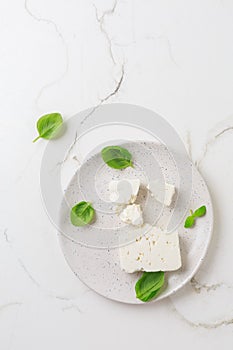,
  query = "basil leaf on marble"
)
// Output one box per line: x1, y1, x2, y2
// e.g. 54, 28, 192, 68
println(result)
70, 201, 95, 227
33, 113, 63, 142
135, 271, 165, 302
101, 146, 133, 169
